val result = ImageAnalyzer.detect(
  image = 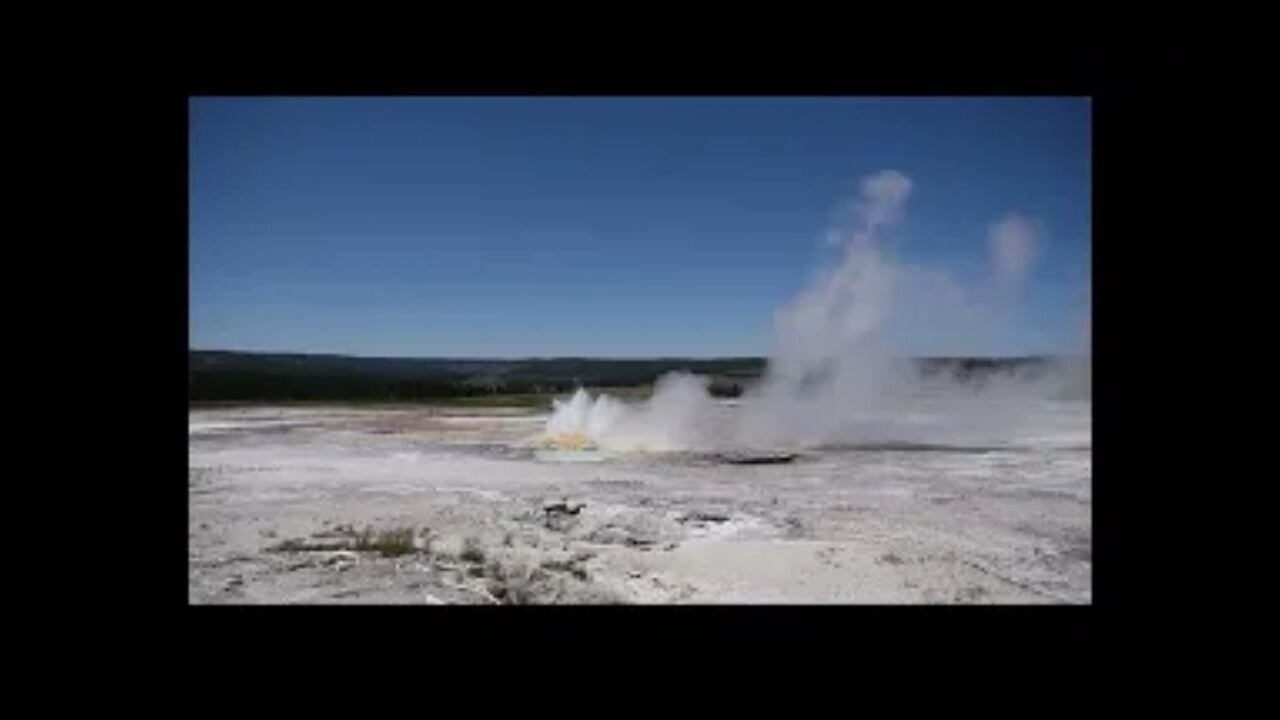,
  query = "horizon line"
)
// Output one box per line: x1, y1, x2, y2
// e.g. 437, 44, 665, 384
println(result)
190, 347, 1085, 362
